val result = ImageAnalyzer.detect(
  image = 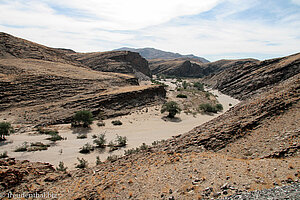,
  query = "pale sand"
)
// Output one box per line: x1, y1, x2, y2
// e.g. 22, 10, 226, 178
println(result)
0, 89, 239, 170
